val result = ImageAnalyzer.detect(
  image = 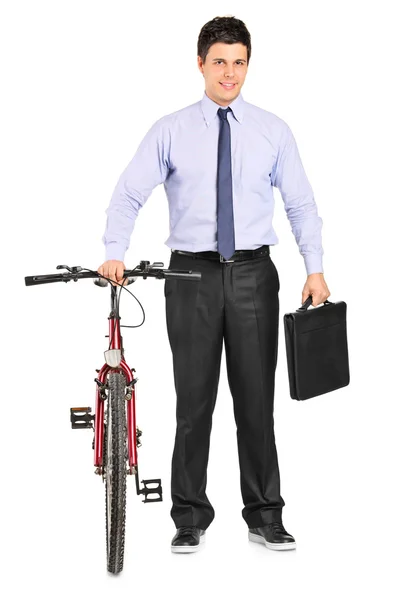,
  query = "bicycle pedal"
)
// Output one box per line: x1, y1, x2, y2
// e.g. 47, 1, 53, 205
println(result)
139, 478, 163, 503
70, 407, 95, 429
